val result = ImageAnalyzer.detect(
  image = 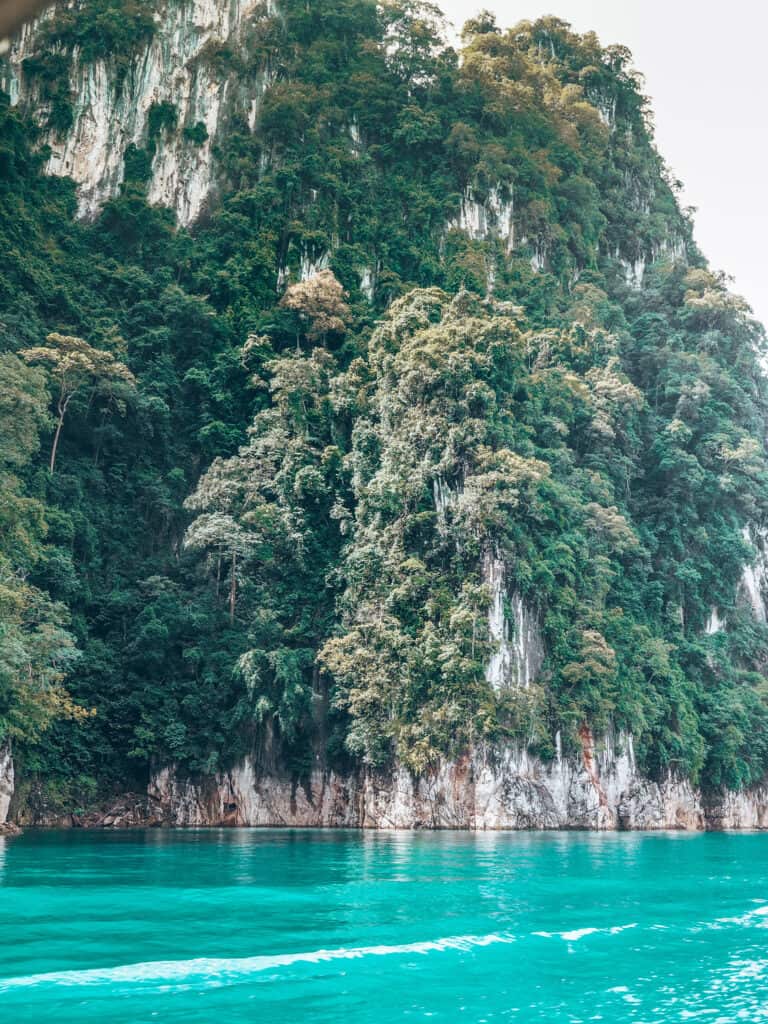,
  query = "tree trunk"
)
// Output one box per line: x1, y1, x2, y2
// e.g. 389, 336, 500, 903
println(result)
50, 391, 71, 474
93, 410, 108, 467
49, 410, 65, 474
229, 550, 237, 623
